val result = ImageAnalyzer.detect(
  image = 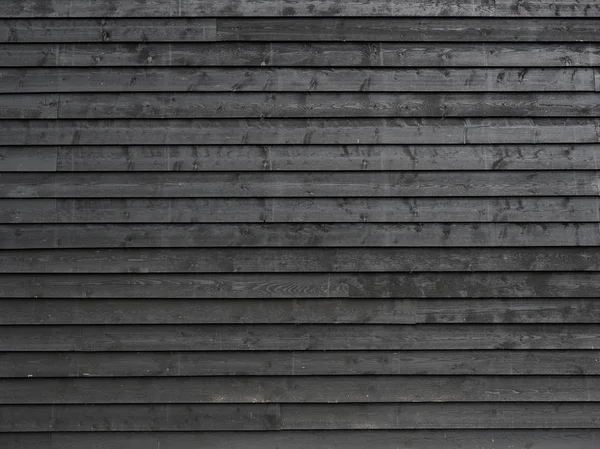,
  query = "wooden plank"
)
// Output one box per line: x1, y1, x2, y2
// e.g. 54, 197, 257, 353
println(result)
0, 403, 278, 431
3, 223, 600, 248
3, 298, 600, 325
2, 68, 592, 93
2, 18, 599, 43
2, 0, 599, 17
0, 19, 217, 42
281, 403, 600, 428
1, 119, 598, 145
217, 18, 600, 42
2, 431, 599, 449
43, 92, 600, 119
0, 324, 596, 351
0, 94, 57, 119
3, 350, 600, 377
2, 171, 599, 198
3, 272, 600, 298
5, 248, 600, 273
2, 197, 597, 224
3, 376, 600, 404
3, 43, 599, 67
2, 144, 599, 172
